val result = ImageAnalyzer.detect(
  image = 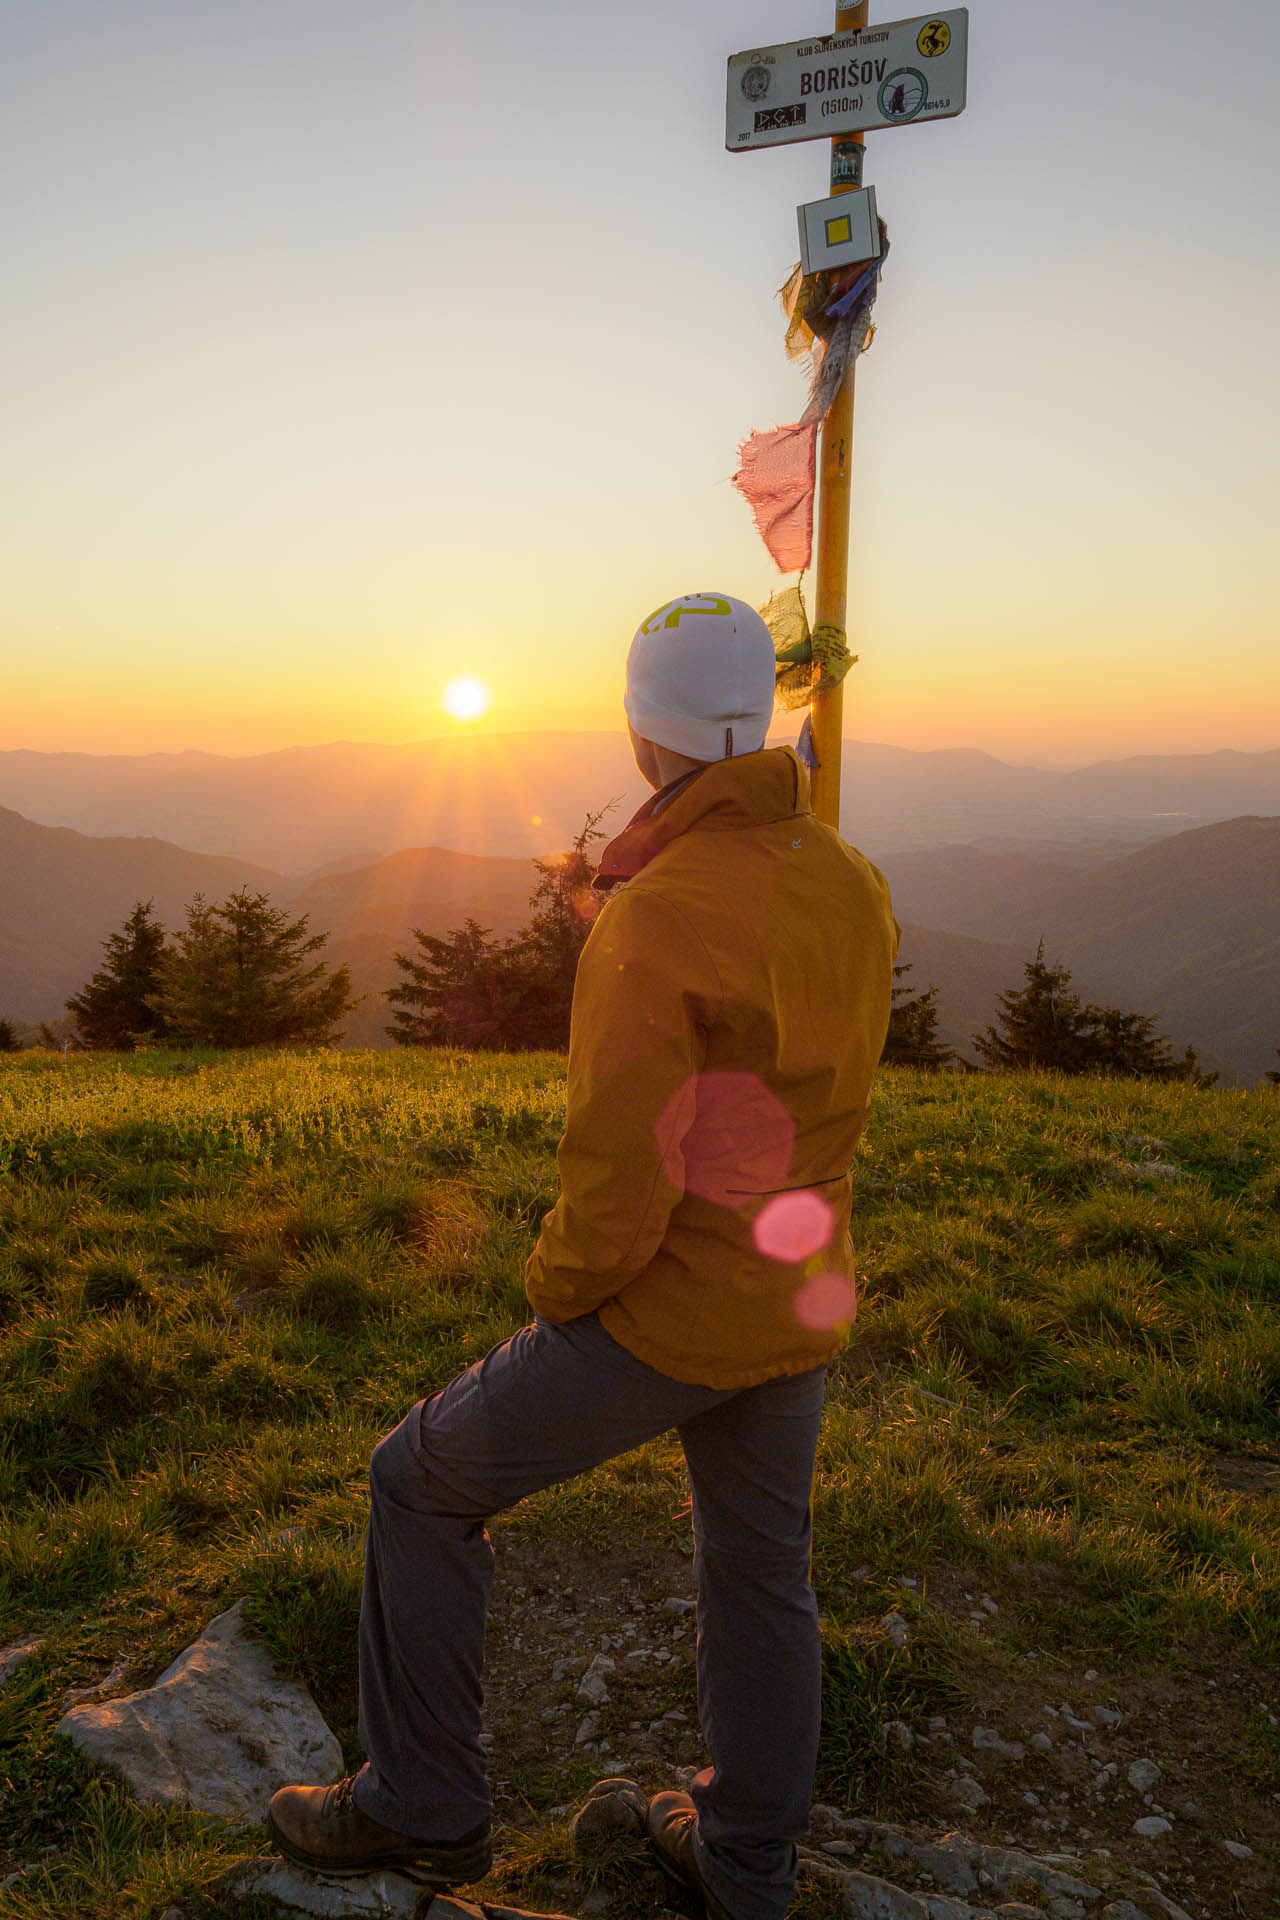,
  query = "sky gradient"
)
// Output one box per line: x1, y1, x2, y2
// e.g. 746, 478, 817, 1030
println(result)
3, 0, 1277, 765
